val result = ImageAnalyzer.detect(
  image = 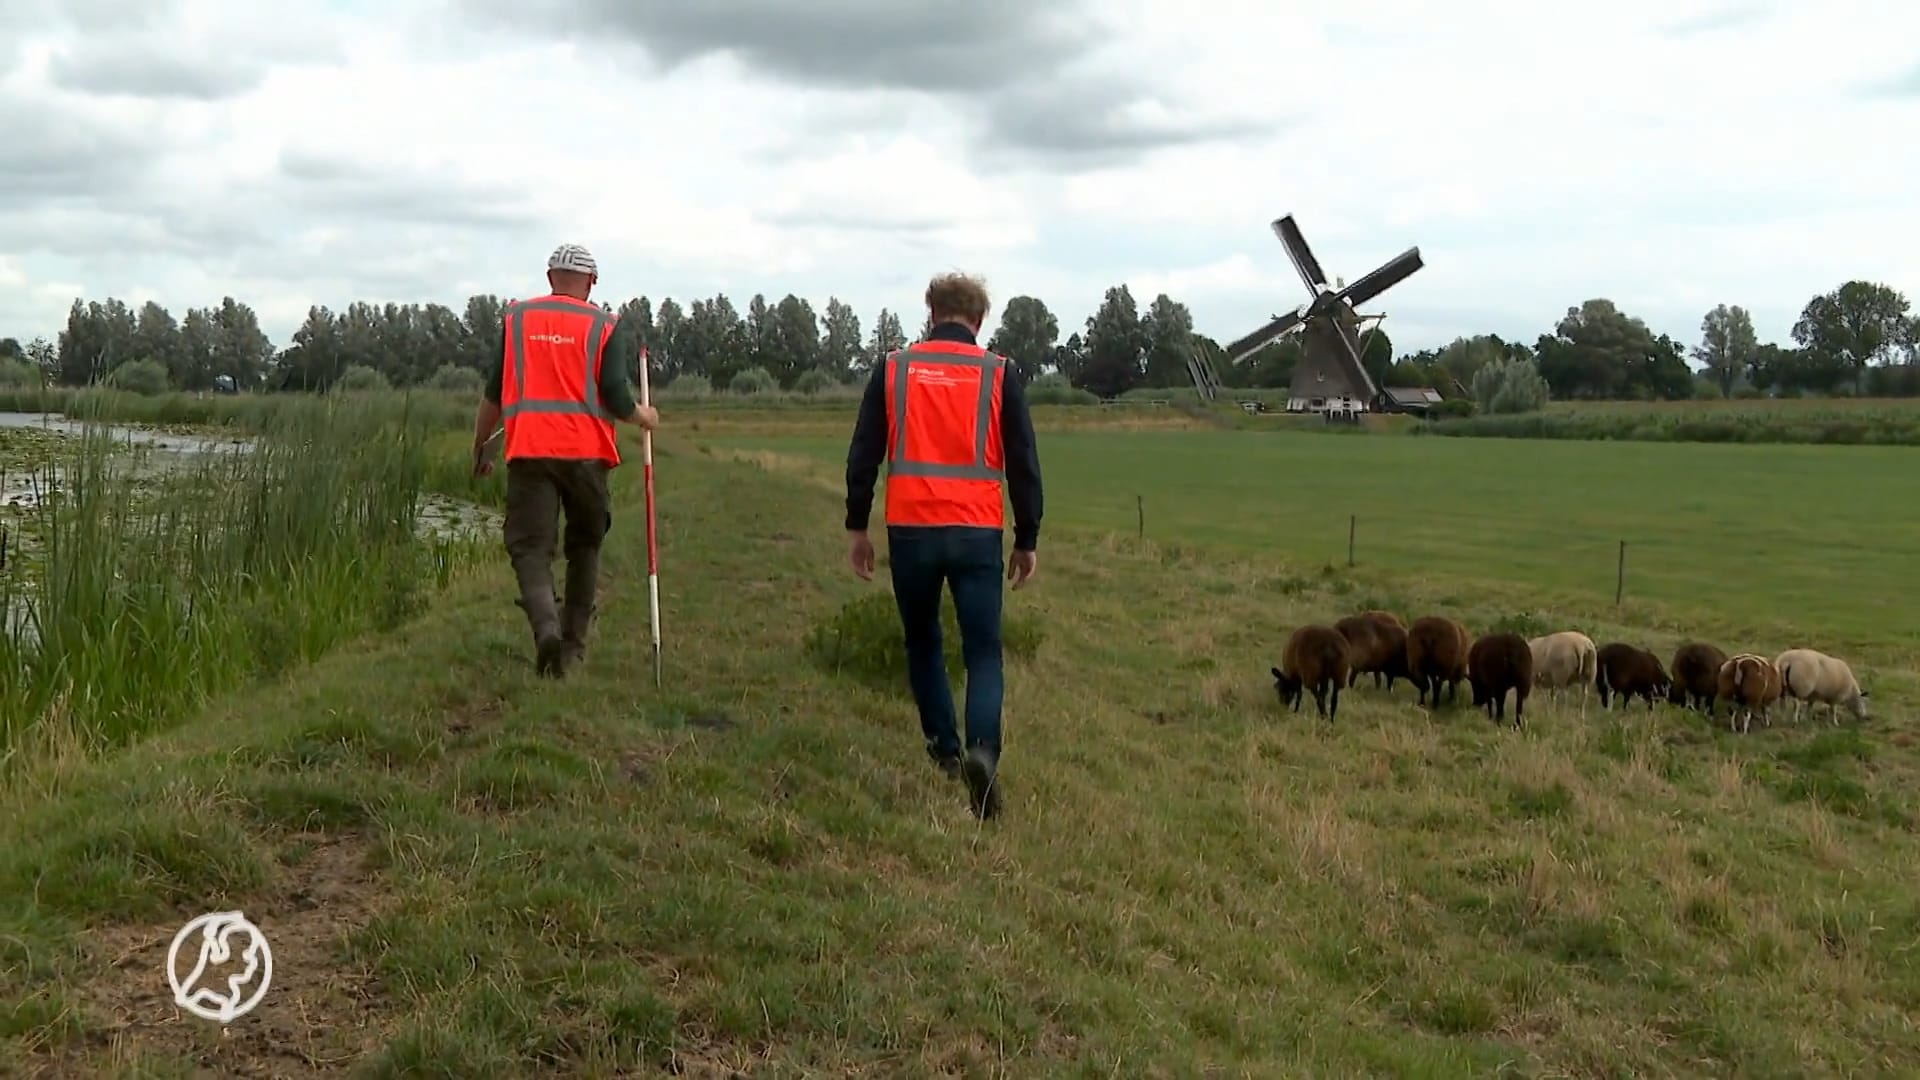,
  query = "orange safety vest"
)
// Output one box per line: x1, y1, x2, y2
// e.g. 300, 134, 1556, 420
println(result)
883, 339, 1007, 529
499, 294, 621, 465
